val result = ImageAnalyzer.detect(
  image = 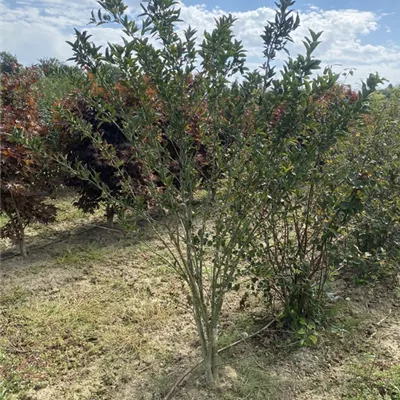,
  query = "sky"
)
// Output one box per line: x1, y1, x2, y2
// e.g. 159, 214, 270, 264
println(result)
1, 0, 399, 87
